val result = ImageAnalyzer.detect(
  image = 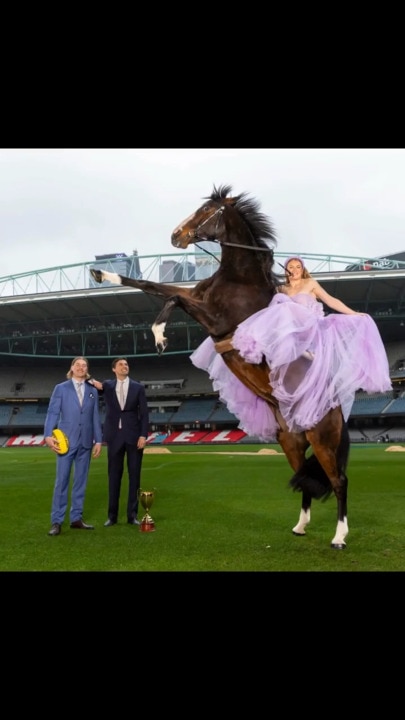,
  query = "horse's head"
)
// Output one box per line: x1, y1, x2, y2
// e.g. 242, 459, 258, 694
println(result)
171, 184, 279, 284
171, 184, 235, 249
172, 183, 277, 248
